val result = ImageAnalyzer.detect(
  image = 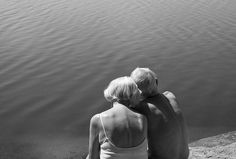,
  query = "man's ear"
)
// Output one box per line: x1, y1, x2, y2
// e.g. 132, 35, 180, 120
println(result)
155, 79, 158, 86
